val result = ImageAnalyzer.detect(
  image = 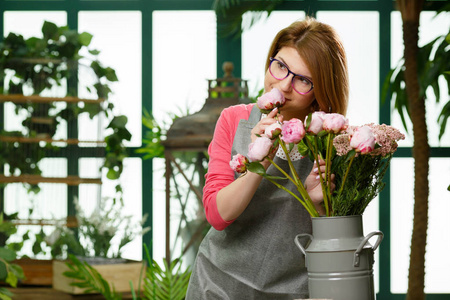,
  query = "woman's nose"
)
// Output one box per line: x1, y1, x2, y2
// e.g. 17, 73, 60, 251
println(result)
278, 74, 294, 92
